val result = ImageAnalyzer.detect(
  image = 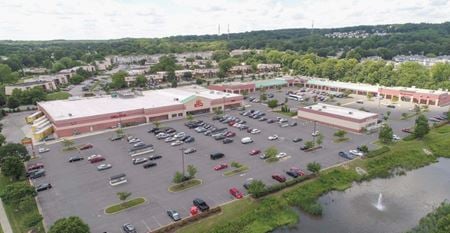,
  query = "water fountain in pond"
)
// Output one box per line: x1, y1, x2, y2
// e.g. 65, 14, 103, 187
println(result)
374, 193, 385, 211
